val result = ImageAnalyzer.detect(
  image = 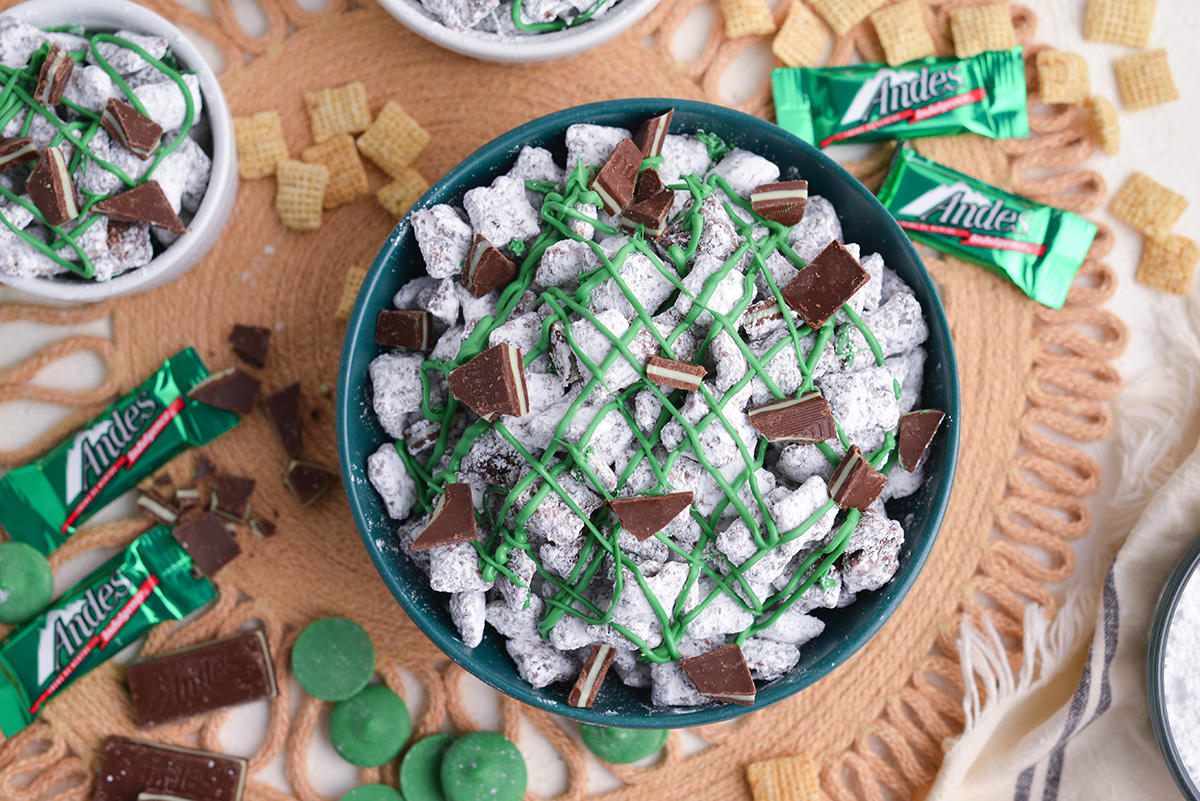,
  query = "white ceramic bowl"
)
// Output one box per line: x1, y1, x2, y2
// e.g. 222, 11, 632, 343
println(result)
0, 0, 237, 302
376, 0, 661, 62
